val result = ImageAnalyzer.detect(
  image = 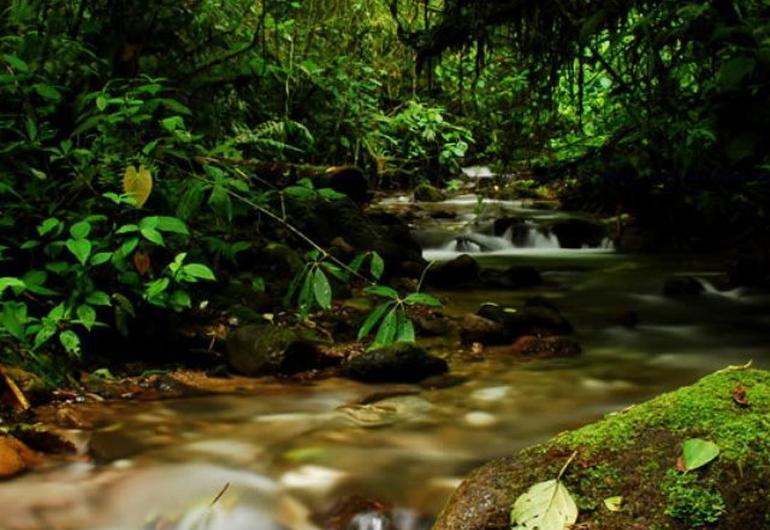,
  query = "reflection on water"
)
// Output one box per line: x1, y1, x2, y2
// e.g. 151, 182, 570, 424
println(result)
1, 195, 769, 530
